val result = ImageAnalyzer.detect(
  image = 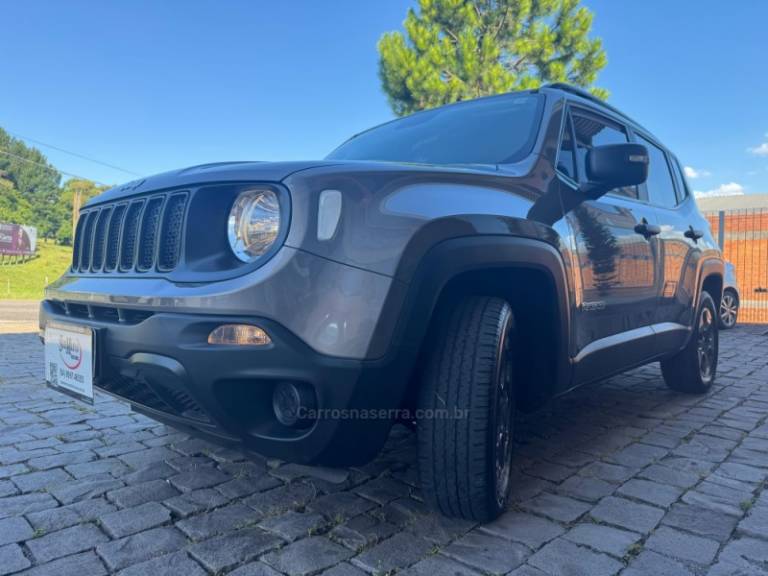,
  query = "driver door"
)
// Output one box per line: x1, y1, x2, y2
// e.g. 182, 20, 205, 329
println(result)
558, 108, 662, 379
